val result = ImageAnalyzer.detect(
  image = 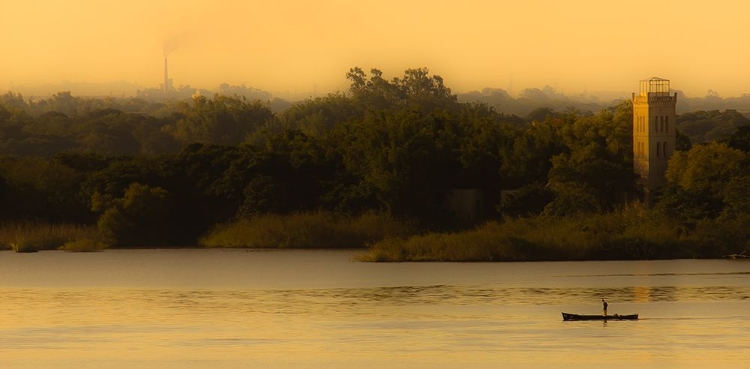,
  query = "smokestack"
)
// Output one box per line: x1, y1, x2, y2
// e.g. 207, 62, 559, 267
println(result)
163, 58, 169, 97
